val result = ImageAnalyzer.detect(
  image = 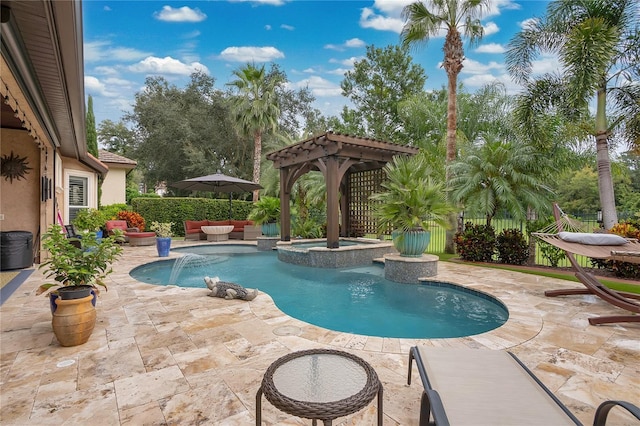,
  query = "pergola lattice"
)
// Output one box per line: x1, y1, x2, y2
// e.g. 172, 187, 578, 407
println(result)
266, 132, 419, 248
